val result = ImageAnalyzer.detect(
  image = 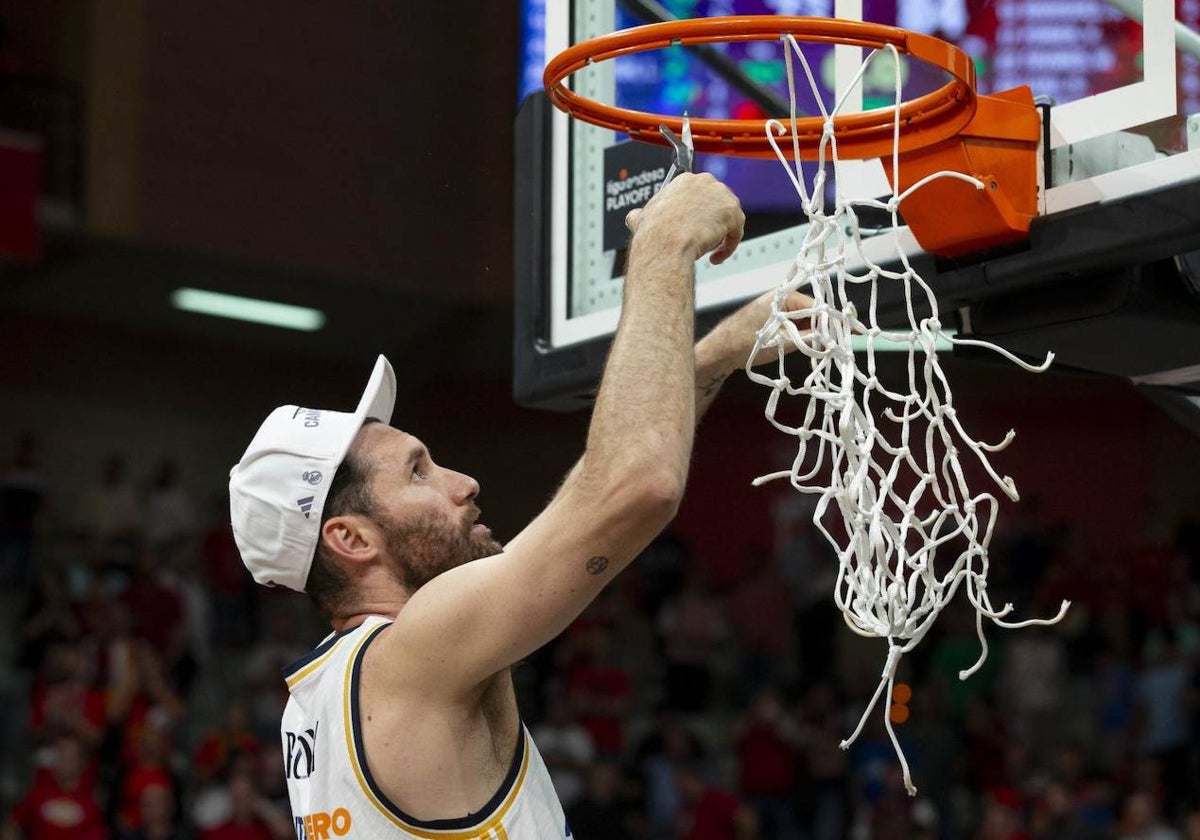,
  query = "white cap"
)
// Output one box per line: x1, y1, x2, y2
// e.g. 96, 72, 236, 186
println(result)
229, 355, 396, 592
